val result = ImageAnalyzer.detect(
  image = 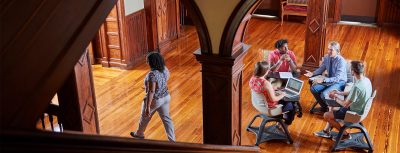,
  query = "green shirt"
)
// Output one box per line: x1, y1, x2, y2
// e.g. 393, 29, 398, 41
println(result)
346, 77, 372, 115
